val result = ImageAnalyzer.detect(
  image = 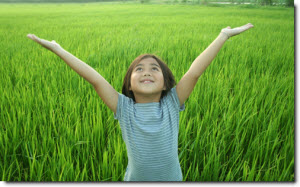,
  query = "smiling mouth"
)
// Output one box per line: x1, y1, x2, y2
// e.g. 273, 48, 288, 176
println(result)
141, 81, 154, 84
